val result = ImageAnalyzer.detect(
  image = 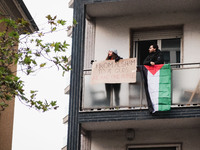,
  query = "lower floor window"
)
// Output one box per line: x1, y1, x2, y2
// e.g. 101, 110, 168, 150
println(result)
128, 144, 181, 150
129, 147, 176, 150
